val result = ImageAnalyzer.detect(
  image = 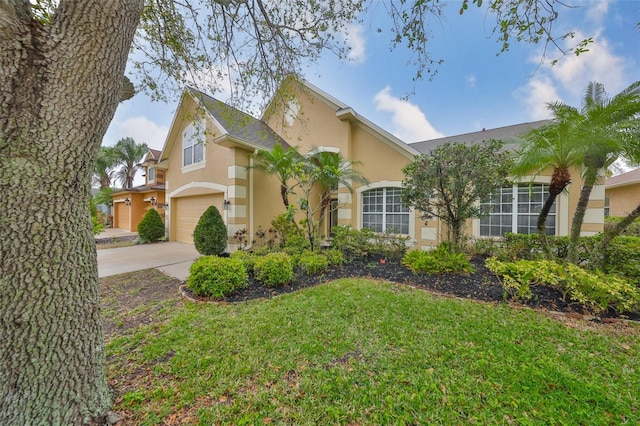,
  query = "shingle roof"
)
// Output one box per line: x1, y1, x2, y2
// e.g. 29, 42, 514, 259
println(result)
605, 167, 640, 188
148, 149, 161, 160
187, 87, 289, 150
410, 120, 550, 153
